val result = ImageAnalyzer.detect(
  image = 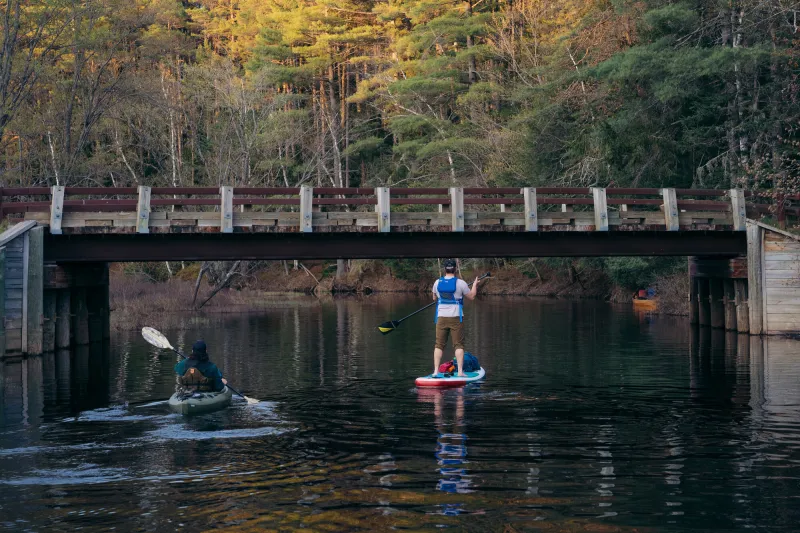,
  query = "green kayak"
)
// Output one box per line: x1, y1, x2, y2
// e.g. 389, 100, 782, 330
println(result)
168, 386, 233, 416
